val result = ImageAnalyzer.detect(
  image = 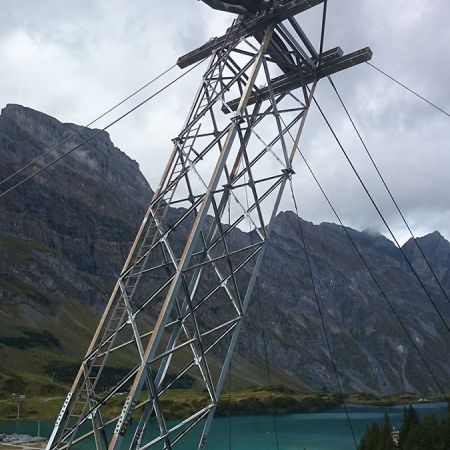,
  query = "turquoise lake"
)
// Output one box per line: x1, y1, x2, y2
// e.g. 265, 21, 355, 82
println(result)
0, 402, 447, 449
